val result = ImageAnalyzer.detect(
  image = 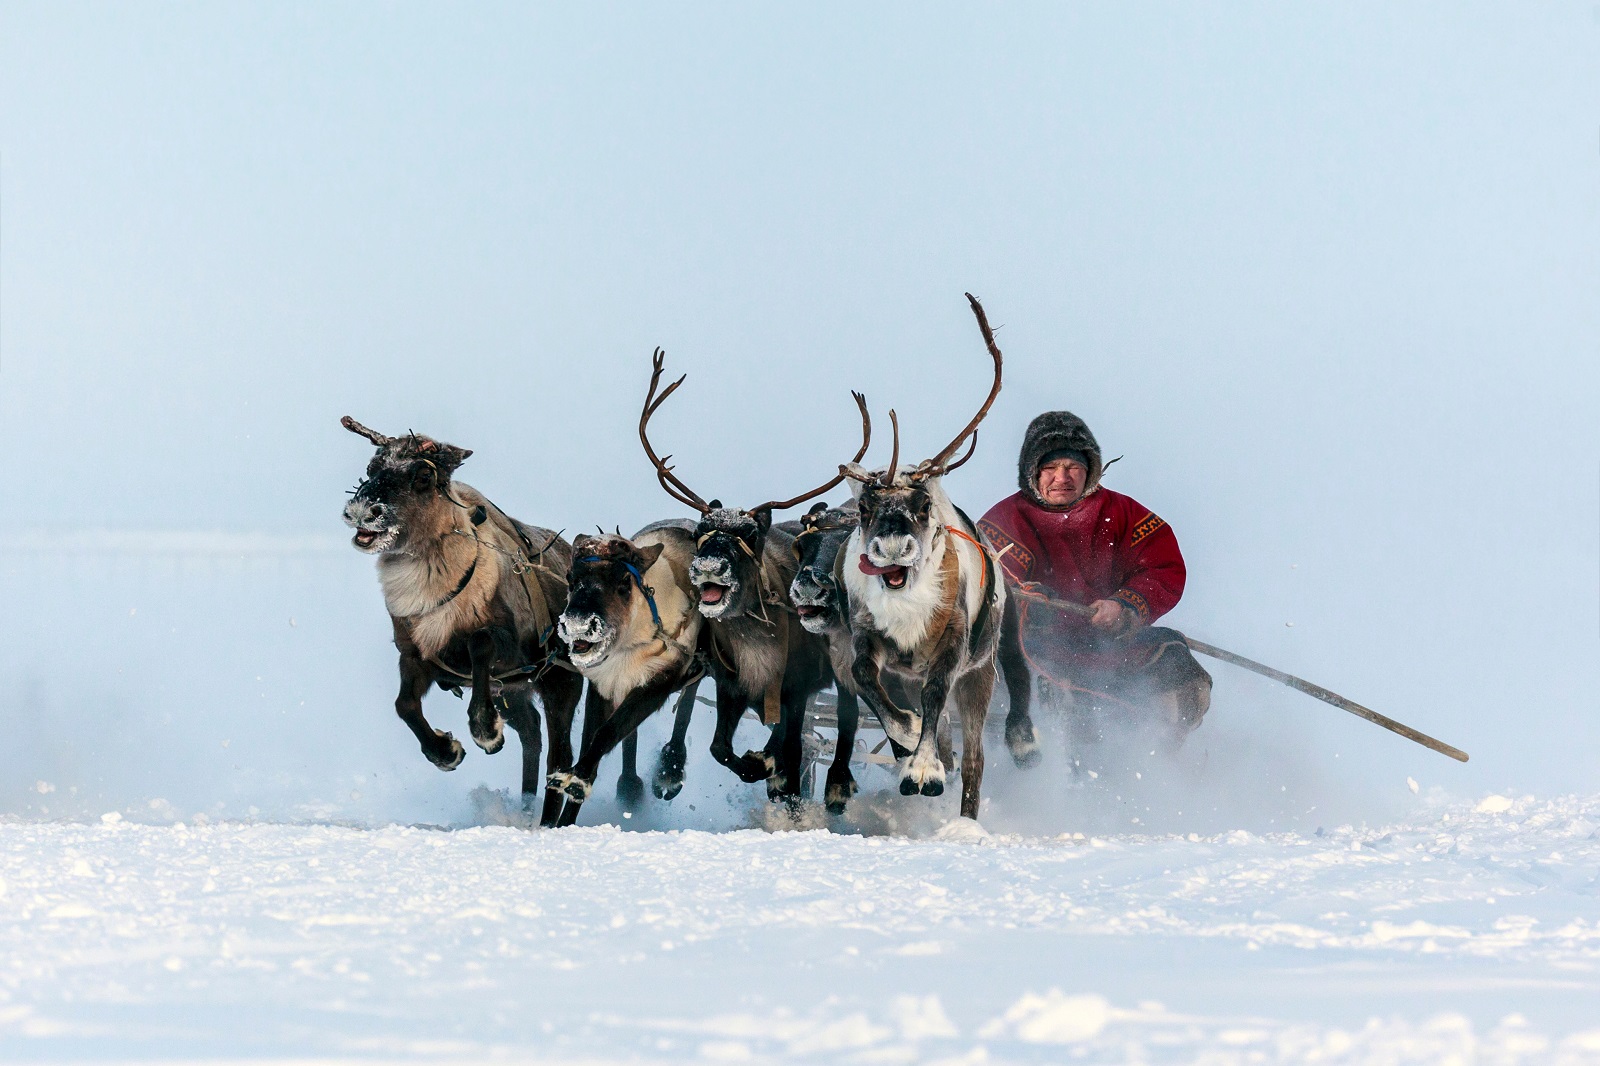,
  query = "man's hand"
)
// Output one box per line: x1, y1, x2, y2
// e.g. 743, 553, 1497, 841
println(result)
1087, 598, 1131, 633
